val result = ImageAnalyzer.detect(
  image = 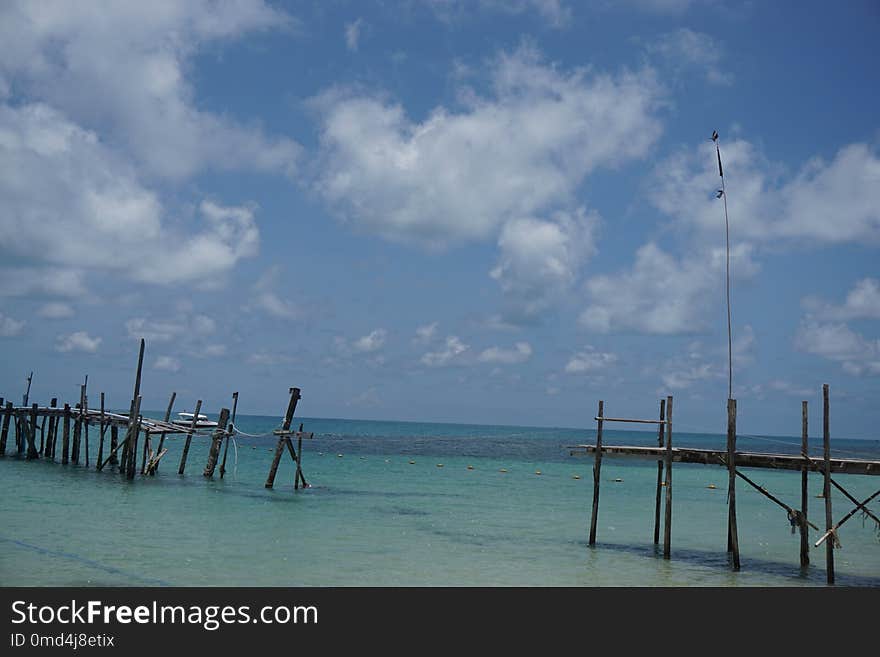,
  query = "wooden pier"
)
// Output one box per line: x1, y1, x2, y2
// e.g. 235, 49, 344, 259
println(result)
571, 385, 880, 585
0, 339, 313, 492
